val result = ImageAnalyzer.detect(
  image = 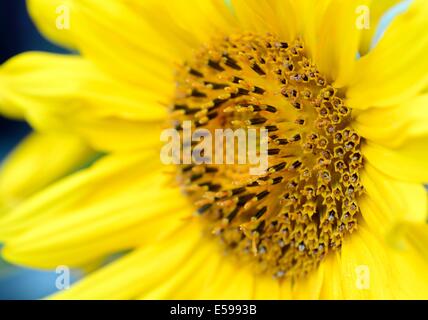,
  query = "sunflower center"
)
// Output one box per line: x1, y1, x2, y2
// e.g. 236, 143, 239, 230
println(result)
170, 33, 363, 279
